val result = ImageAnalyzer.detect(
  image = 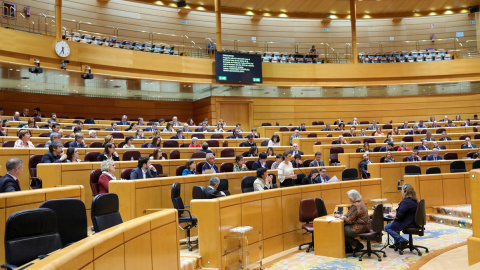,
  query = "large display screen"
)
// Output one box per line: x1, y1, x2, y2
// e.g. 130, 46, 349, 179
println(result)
215, 52, 263, 83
